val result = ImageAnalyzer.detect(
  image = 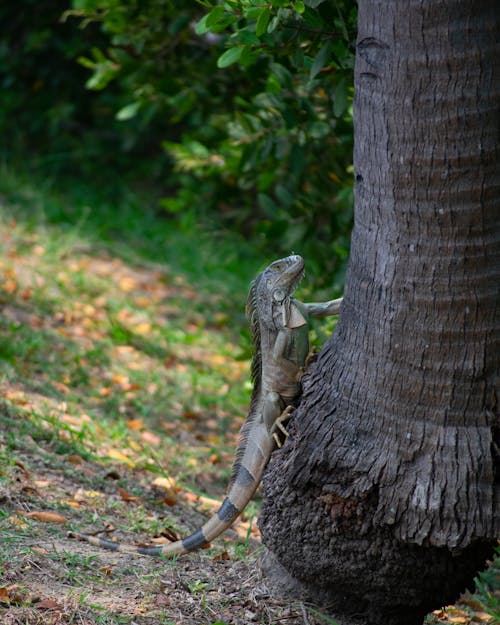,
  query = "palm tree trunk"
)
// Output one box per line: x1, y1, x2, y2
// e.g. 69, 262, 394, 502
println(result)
259, 1, 499, 623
